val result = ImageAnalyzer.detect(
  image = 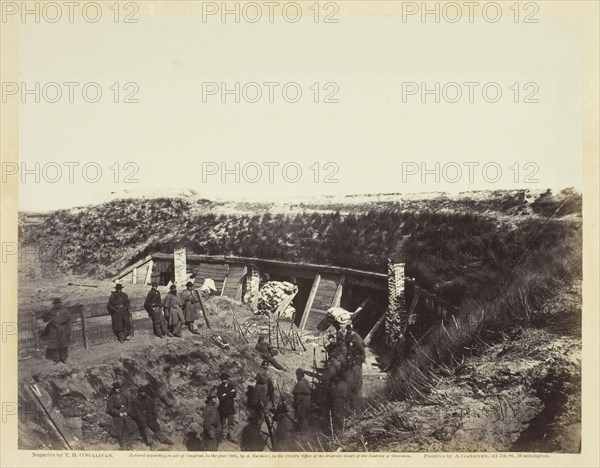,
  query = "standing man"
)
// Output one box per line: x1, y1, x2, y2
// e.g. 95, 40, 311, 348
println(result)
324, 334, 337, 357
180, 281, 201, 335
107, 284, 132, 343
216, 372, 237, 443
202, 389, 220, 451
42, 298, 71, 364
273, 403, 296, 451
162, 285, 184, 337
131, 387, 174, 447
240, 412, 266, 451
331, 374, 348, 432
255, 360, 275, 420
106, 382, 137, 450
345, 325, 365, 365
144, 282, 169, 338
292, 368, 311, 434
